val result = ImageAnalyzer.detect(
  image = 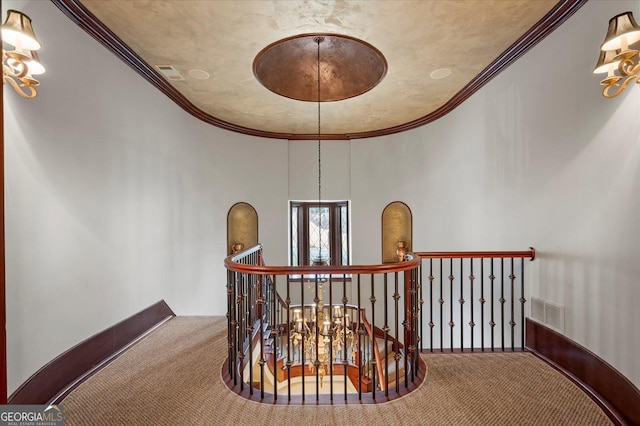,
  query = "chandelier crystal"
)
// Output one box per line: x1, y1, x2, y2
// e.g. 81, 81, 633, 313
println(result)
289, 277, 356, 386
